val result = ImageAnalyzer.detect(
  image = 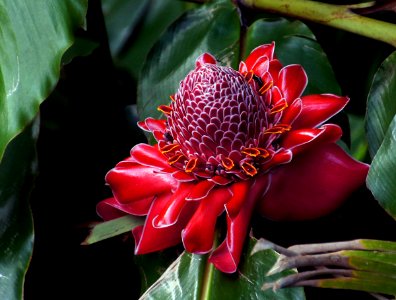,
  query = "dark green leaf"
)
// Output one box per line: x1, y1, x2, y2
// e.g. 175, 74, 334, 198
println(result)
0, 119, 39, 299
366, 51, 396, 157
367, 116, 396, 219
110, 0, 193, 78
245, 17, 341, 95
348, 114, 368, 161
139, 238, 305, 300
137, 0, 240, 122
0, 0, 88, 162
102, 0, 148, 56
82, 215, 145, 245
